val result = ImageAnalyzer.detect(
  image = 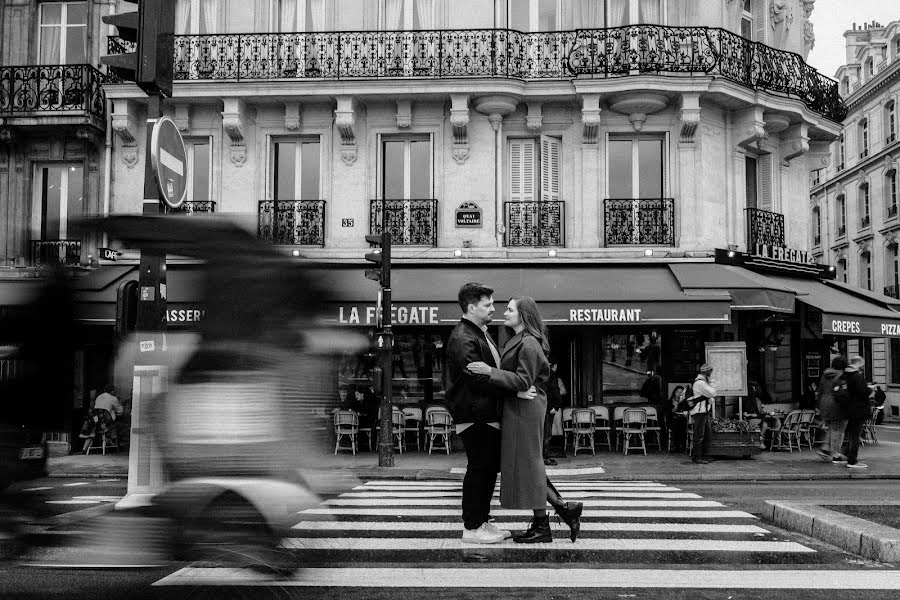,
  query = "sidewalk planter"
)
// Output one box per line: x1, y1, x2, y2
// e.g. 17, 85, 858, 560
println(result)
709, 419, 762, 459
